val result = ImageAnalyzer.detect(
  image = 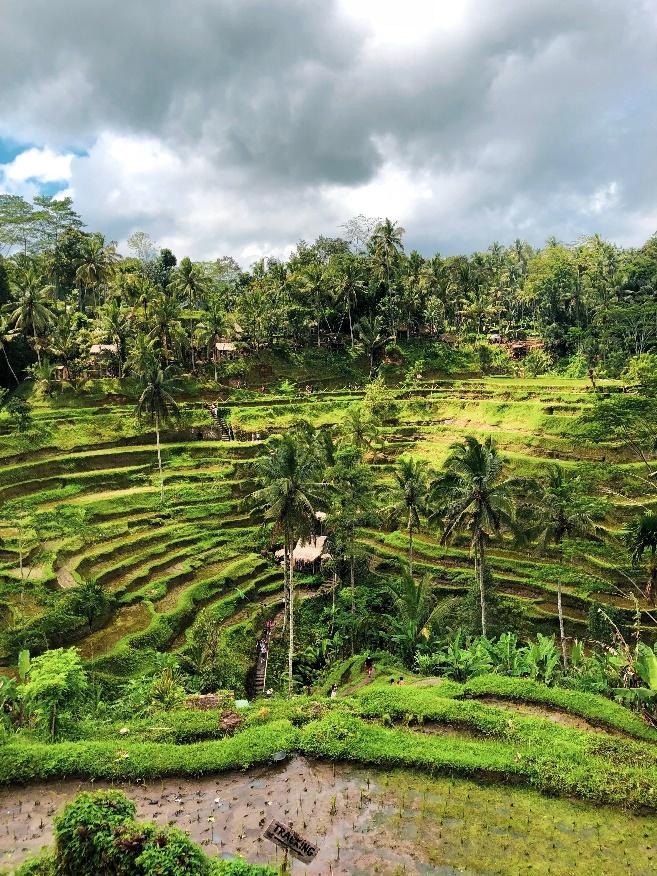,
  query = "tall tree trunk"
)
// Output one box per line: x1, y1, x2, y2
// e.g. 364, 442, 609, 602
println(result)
288, 536, 295, 696
350, 553, 356, 655
2, 346, 18, 384
155, 415, 164, 504
282, 536, 289, 633
557, 579, 567, 671
330, 570, 337, 636
348, 303, 354, 349
408, 513, 414, 578
32, 318, 41, 366
477, 533, 487, 638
